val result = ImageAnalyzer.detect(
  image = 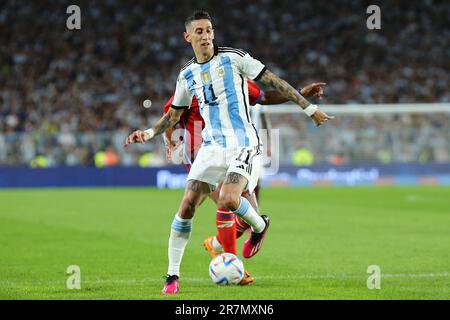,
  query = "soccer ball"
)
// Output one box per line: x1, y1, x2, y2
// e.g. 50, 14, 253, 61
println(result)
209, 253, 244, 285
